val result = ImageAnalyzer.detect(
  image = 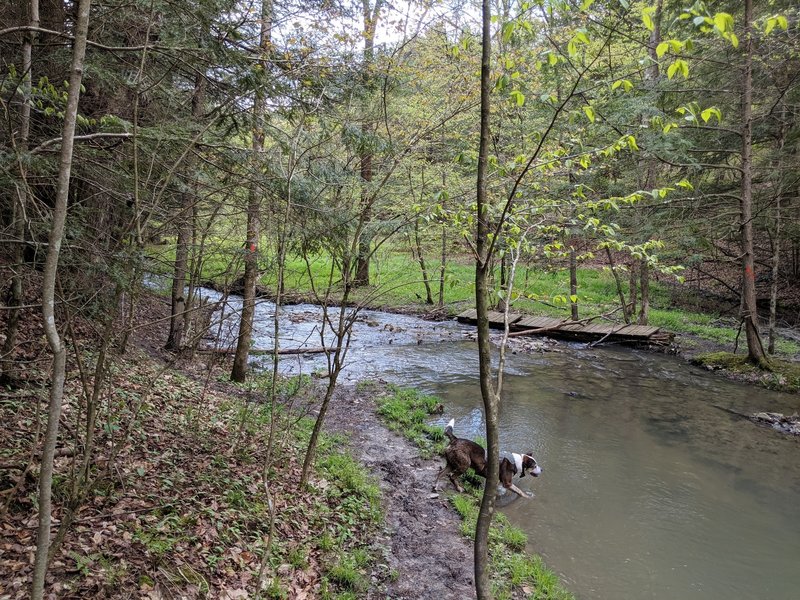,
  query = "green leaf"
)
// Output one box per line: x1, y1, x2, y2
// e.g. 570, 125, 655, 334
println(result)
677, 179, 694, 190
627, 135, 639, 151
548, 52, 558, 66
667, 61, 679, 79
622, 79, 634, 92
777, 15, 788, 30
642, 6, 655, 31
510, 90, 526, 106
729, 33, 739, 48
656, 41, 669, 58
570, 295, 579, 303
581, 0, 595, 10
667, 59, 689, 79
765, 18, 776, 35
583, 105, 595, 122
700, 107, 721, 123
502, 21, 515, 43
713, 12, 733, 33
611, 80, 622, 90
